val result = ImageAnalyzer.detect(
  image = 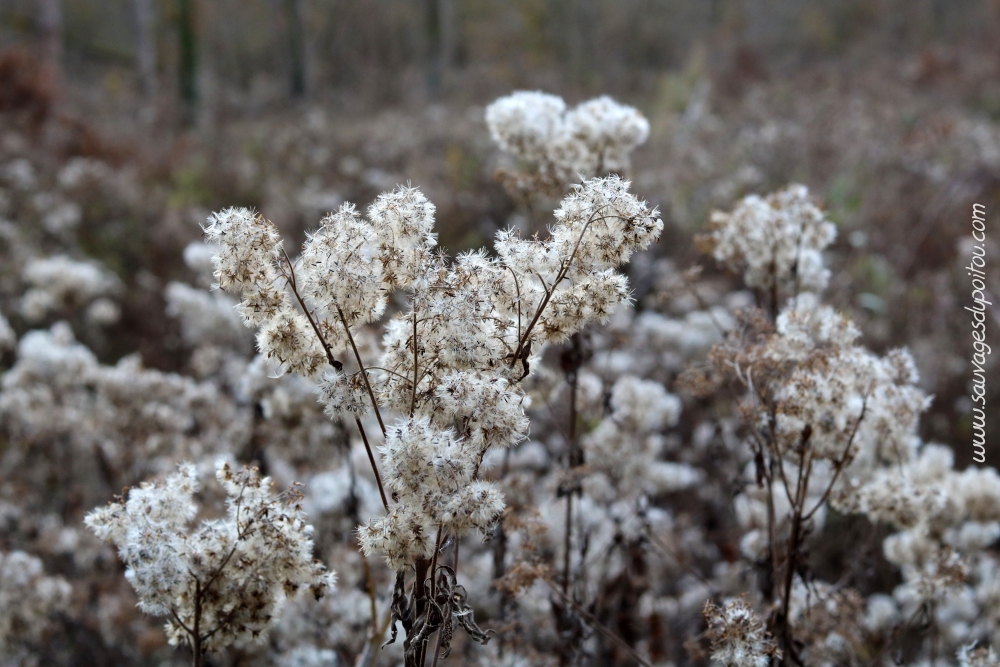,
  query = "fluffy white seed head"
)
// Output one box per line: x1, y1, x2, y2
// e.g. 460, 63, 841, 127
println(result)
368, 185, 438, 289
610, 375, 682, 433
551, 175, 663, 272
316, 368, 370, 418
0, 550, 72, 657
19, 255, 121, 322
256, 308, 328, 378
958, 643, 1000, 667
85, 461, 334, 652
487, 91, 650, 185
562, 95, 650, 174
704, 597, 781, 667
433, 370, 530, 453
705, 184, 836, 293
359, 417, 506, 568
204, 207, 283, 292
486, 91, 567, 167
300, 203, 386, 327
